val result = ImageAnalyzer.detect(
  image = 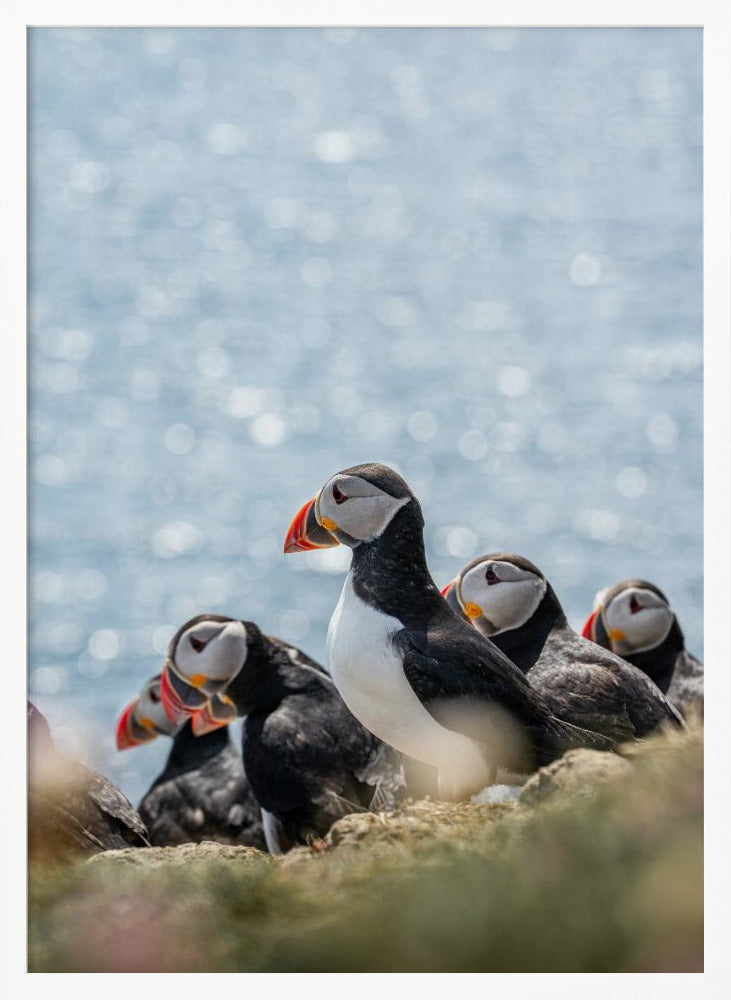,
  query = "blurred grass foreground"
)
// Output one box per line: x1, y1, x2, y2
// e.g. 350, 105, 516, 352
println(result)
29, 723, 702, 973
